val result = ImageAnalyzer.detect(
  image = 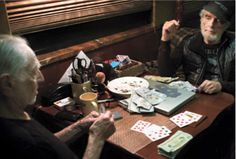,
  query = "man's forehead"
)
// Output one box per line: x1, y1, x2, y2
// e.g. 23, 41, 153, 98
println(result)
203, 10, 218, 19
25, 59, 40, 72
